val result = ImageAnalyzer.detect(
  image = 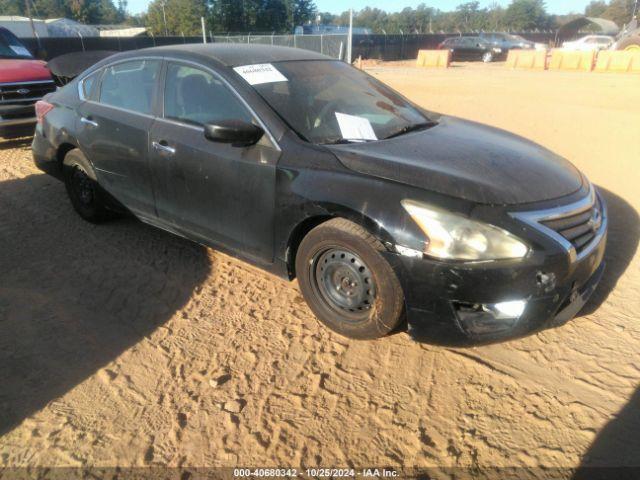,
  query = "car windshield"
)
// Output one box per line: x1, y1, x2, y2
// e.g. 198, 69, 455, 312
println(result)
0, 29, 33, 59
241, 60, 431, 144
